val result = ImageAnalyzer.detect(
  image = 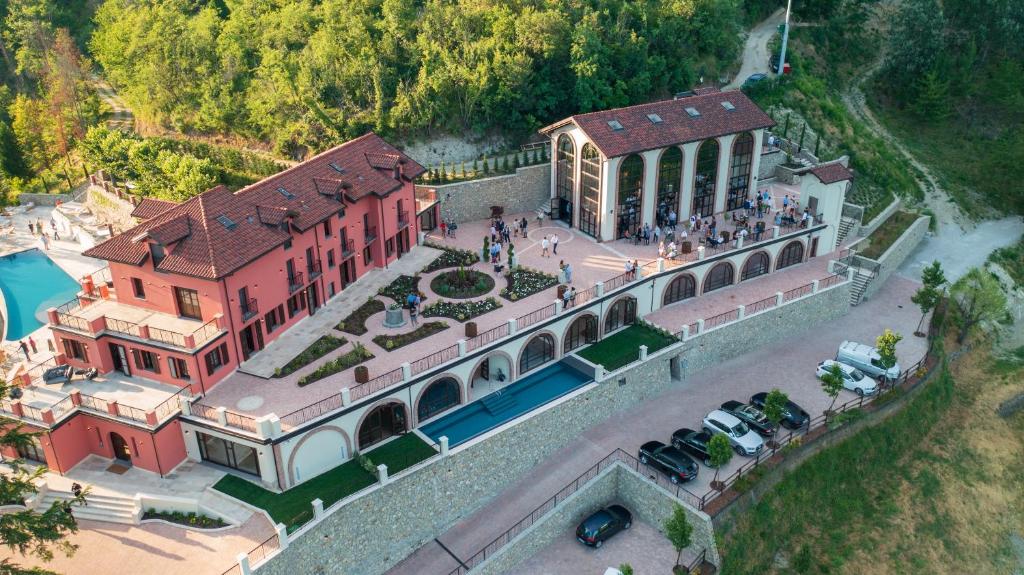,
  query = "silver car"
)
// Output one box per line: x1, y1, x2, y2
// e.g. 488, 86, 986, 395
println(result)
702, 410, 765, 456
